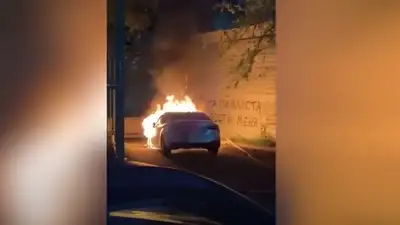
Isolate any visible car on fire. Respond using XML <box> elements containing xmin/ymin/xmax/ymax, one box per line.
<box><xmin>151</xmin><ymin>111</ymin><xmax>221</xmax><ymax>156</ymax></box>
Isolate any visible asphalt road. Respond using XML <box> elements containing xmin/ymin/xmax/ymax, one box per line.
<box><xmin>124</xmin><ymin>139</ymin><xmax>275</xmax><ymax>214</ymax></box>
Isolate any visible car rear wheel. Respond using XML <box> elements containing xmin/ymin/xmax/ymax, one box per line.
<box><xmin>160</xmin><ymin>135</ymin><xmax>171</xmax><ymax>157</ymax></box>
<box><xmin>207</xmin><ymin>146</ymin><xmax>219</xmax><ymax>155</ymax></box>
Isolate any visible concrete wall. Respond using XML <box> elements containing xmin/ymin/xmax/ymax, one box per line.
<box><xmin>189</xmin><ymin>29</ymin><xmax>276</xmax><ymax>148</ymax></box>
<box><xmin>108</xmin><ymin>117</ymin><xmax>144</xmax><ymax>137</ymax></box>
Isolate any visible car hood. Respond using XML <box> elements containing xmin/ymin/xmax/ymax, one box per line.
<box><xmin>108</xmin><ymin>164</ymin><xmax>263</xmax><ymax>207</ymax></box>
<box><xmin>110</xmin><ymin>207</ymin><xmax>222</xmax><ymax>225</ymax></box>
<box><xmin>108</xmin><ymin>163</ymin><xmax>274</xmax><ymax>224</ymax></box>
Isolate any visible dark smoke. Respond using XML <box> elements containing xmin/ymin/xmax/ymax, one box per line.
<box><xmin>150</xmin><ymin>0</ymin><xmax>220</xmax><ymax>108</ymax></box>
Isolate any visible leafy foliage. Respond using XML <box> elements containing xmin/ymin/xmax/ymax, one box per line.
<box><xmin>108</xmin><ymin>0</ymin><xmax>157</xmax><ymax>48</ymax></box>
<box><xmin>214</xmin><ymin>0</ymin><xmax>275</xmax><ymax>82</ymax></box>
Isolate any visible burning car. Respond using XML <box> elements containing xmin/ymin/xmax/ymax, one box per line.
<box><xmin>142</xmin><ymin>95</ymin><xmax>220</xmax><ymax>156</ymax></box>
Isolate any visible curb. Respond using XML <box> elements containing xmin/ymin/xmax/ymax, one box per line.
<box><xmin>224</xmin><ymin>139</ymin><xmax>276</xmax><ymax>152</ymax></box>
<box><xmin>235</xmin><ymin>143</ymin><xmax>276</xmax><ymax>152</ymax></box>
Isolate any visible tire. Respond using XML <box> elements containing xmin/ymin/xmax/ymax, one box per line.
<box><xmin>207</xmin><ymin>145</ymin><xmax>219</xmax><ymax>155</ymax></box>
<box><xmin>160</xmin><ymin>135</ymin><xmax>171</xmax><ymax>157</ymax></box>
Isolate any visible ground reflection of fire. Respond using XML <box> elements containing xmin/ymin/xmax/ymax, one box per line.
<box><xmin>142</xmin><ymin>95</ymin><xmax>198</xmax><ymax>148</ymax></box>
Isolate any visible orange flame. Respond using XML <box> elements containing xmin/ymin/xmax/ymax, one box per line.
<box><xmin>142</xmin><ymin>95</ymin><xmax>198</xmax><ymax>148</ymax></box>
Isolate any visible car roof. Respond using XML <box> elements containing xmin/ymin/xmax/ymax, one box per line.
<box><xmin>160</xmin><ymin>112</ymin><xmax>211</xmax><ymax>121</ymax></box>
<box><xmin>162</xmin><ymin>111</ymin><xmax>205</xmax><ymax>116</ymax></box>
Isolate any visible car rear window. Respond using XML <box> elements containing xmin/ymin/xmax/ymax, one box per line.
<box><xmin>165</xmin><ymin>112</ymin><xmax>211</xmax><ymax>121</ymax></box>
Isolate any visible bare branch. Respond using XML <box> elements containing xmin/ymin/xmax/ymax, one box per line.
<box><xmin>214</xmin><ymin>0</ymin><xmax>275</xmax><ymax>86</ymax></box>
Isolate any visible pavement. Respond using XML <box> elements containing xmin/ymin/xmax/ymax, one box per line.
<box><xmin>124</xmin><ymin>138</ymin><xmax>275</xmax><ymax>214</ymax></box>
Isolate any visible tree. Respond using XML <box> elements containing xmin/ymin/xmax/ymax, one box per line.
<box><xmin>213</xmin><ymin>0</ymin><xmax>275</xmax><ymax>83</ymax></box>
<box><xmin>107</xmin><ymin>0</ymin><xmax>157</xmax><ymax>48</ymax></box>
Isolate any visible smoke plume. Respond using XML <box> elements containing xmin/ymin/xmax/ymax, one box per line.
<box><xmin>150</xmin><ymin>0</ymin><xmax>220</xmax><ymax>108</ymax></box>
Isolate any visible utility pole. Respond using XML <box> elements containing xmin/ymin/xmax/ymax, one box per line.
<box><xmin>115</xmin><ymin>0</ymin><xmax>125</xmax><ymax>164</ymax></box>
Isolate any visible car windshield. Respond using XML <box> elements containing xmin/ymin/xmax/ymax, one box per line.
<box><xmin>109</xmin><ymin>197</ymin><xmax>223</xmax><ymax>225</ymax></box>
<box><xmin>164</xmin><ymin>112</ymin><xmax>211</xmax><ymax>122</ymax></box>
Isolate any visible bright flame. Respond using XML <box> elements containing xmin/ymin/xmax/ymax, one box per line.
<box><xmin>142</xmin><ymin>95</ymin><xmax>198</xmax><ymax>148</ymax></box>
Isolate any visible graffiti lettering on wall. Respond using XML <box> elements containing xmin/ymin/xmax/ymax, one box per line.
<box><xmin>210</xmin><ymin>113</ymin><xmax>233</xmax><ymax>124</ymax></box>
<box><xmin>208</xmin><ymin>99</ymin><xmax>261</xmax><ymax>112</ymax></box>
<box><xmin>260</xmin><ymin>124</ymin><xmax>268</xmax><ymax>138</ymax></box>
<box><xmin>236</xmin><ymin>115</ymin><xmax>258</xmax><ymax>127</ymax></box>
<box><xmin>260</xmin><ymin>124</ymin><xmax>275</xmax><ymax>138</ymax></box>
<box><xmin>210</xmin><ymin>113</ymin><xmax>258</xmax><ymax>128</ymax></box>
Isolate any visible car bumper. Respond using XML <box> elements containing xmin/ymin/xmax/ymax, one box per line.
<box><xmin>168</xmin><ymin>140</ymin><xmax>220</xmax><ymax>149</ymax></box>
